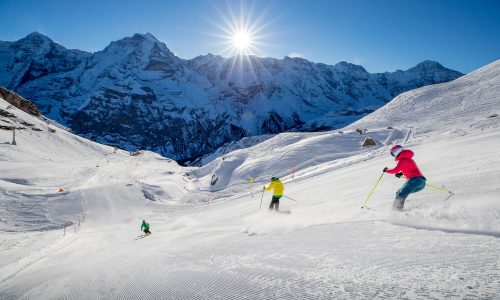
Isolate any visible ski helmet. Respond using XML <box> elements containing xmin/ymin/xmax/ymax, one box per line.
<box><xmin>271</xmin><ymin>177</ymin><xmax>279</xmax><ymax>181</ymax></box>
<box><xmin>390</xmin><ymin>145</ymin><xmax>404</xmax><ymax>157</ymax></box>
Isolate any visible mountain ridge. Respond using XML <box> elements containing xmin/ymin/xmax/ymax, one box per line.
<box><xmin>0</xmin><ymin>32</ymin><xmax>463</xmax><ymax>163</ymax></box>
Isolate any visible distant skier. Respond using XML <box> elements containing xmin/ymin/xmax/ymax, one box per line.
<box><xmin>141</xmin><ymin>220</ymin><xmax>151</xmax><ymax>235</ymax></box>
<box><xmin>383</xmin><ymin>145</ymin><xmax>426</xmax><ymax>210</ymax></box>
<box><xmin>263</xmin><ymin>177</ymin><xmax>284</xmax><ymax>212</ymax></box>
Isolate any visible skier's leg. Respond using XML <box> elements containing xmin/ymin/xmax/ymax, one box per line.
<box><xmin>412</xmin><ymin>177</ymin><xmax>426</xmax><ymax>193</ymax></box>
<box><xmin>274</xmin><ymin>198</ymin><xmax>280</xmax><ymax>212</ymax></box>
<box><xmin>269</xmin><ymin>197</ymin><xmax>275</xmax><ymax>210</ymax></box>
<box><xmin>393</xmin><ymin>177</ymin><xmax>426</xmax><ymax>210</ymax></box>
<box><xmin>393</xmin><ymin>180</ymin><xmax>411</xmax><ymax>210</ymax></box>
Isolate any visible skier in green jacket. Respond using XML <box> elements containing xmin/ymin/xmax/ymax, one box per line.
<box><xmin>141</xmin><ymin>220</ymin><xmax>151</xmax><ymax>235</ymax></box>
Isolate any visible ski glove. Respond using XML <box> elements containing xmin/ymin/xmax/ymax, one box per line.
<box><xmin>395</xmin><ymin>172</ymin><xmax>403</xmax><ymax>178</ymax></box>
<box><xmin>383</xmin><ymin>167</ymin><xmax>388</xmax><ymax>172</ymax></box>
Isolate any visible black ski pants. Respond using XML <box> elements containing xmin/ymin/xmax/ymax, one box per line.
<box><xmin>269</xmin><ymin>196</ymin><xmax>281</xmax><ymax>211</ymax></box>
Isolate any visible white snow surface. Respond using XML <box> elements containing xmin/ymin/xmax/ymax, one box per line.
<box><xmin>0</xmin><ymin>60</ymin><xmax>499</xmax><ymax>299</ymax></box>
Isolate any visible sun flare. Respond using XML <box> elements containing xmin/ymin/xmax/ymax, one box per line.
<box><xmin>207</xmin><ymin>2</ymin><xmax>276</xmax><ymax>58</ymax></box>
<box><xmin>233</xmin><ymin>31</ymin><xmax>252</xmax><ymax>50</ymax></box>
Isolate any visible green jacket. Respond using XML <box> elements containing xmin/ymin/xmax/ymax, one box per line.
<box><xmin>141</xmin><ymin>221</ymin><xmax>149</xmax><ymax>231</ymax></box>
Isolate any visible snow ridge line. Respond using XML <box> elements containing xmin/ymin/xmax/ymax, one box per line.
<box><xmin>0</xmin><ymin>234</ymin><xmax>80</xmax><ymax>285</ymax></box>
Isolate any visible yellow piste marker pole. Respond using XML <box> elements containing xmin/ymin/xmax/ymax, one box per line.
<box><xmin>249</xmin><ymin>177</ymin><xmax>254</xmax><ymax>197</ymax></box>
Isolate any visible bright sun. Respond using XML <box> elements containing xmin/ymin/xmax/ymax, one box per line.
<box><xmin>209</xmin><ymin>2</ymin><xmax>274</xmax><ymax>57</ymax></box>
<box><xmin>233</xmin><ymin>31</ymin><xmax>252</xmax><ymax>50</ymax></box>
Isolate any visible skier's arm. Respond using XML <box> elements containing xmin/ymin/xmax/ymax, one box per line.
<box><xmin>264</xmin><ymin>182</ymin><xmax>274</xmax><ymax>191</ymax></box>
<box><xmin>385</xmin><ymin>161</ymin><xmax>402</xmax><ymax>174</ymax></box>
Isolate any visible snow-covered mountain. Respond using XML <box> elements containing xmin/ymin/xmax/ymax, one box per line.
<box><xmin>0</xmin><ymin>60</ymin><xmax>499</xmax><ymax>299</ymax></box>
<box><xmin>0</xmin><ymin>32</ymin><xmax>463</xmax><ymax>163</ymax></box>
<box><xmin>348</xmin><ymin>59</ymin><xmax>500</xmax><ymax>133</ymax></box>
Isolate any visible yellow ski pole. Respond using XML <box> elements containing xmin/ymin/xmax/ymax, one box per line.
<box><xmin>361</xmin><ymin>172</ymin><xmax>385</xmax><ymax>209</ymax></box>
<box><xmin>259</xmin><ymin>187</ymin><xmax>265</xmax><ymax>209</ymax></box>
<box><xmin>425</xmin><ymin>183</ymin><xmax>453</xmax><ymax>194</ymax></box>
<box><xmin>396</xmin><ymin>176</ymin><xmax>454</xmax><ymax>194</ymax></box>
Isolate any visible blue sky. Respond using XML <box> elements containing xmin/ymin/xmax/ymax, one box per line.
<box><xmin>0</xmin><ymin>0</ymin><xmax>499</xmax><ymax>73</ymax></box>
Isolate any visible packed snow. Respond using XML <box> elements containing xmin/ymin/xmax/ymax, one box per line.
<box><xmin>0</xmin><ymin>60</ymin><xmax>499</xmax><ymax>299</ymax></box>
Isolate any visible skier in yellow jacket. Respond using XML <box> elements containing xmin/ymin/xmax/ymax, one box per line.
<box><xmin>264</xmin><ymin>177</ymin><xmax>284</xmax><ymax>211</ymax></box>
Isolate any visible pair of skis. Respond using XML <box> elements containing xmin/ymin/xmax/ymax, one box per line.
<box><xmin>134</xmin><ymin>233</ymin><xmax>151</xmax><ymax>240</ymax></box>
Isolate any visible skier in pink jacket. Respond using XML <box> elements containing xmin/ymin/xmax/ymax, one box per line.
<box><xmin>383</xmin><ymin>145</ymin><xmax>426</xmax><ymax>210</ymax></box>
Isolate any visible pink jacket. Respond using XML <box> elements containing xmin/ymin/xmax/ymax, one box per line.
<box><xmin>386</xmin><ymin>150</ymin><xmax>424</xmax><ymax>179</ymax></box>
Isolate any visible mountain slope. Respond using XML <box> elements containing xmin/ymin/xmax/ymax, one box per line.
<box><xmin>348</xmin><ymin>59</ymin><xmax>500</xmax><ymax>133</ymax></box>
<box><xmin>193</xmin><ymin>59</ymin><xmax>499</xmax><ymax>192</ymax></box>
<box><xmin>0</xmin><ymin>32</ymin><xmax>463</xmax><ymax>162</ymax></box>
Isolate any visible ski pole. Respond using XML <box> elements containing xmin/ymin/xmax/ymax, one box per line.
<box><xmin>259</xmin><ymin>188</ymin><xmax>265</xmax><ymax>209</ymax></box>
<box><xmin>361</xmin><ymin>172</ymin><xmax>385</xmax><ymax>209</ymax></box>
<box><xmin>396</xmin><ymin>177</ymin><xmax>453</xmax><ymax>194</ymax></box>
<box><xmin>425</xmin><ymin>183</ymin><xmax>454</xmax><ymax>194</ymax></box>
<box><xmin>283</xmin><ymin>195</ymin><xmax>302</xmax><ymax>203</ymax></box>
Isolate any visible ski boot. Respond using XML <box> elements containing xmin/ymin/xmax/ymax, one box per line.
<box><xmin>392</xmin><ymin>196</ymin><xmax>406</xmax><ymax>211</ymax></box>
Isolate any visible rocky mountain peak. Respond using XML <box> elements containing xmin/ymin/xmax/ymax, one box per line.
<box><xmin>22</xmin><ymin>31</ymin><xmax>53</xmax><ymax>43</ymax></box>
<box><xmin>103</xmin><ymin>33</ymin><xmax>173</xmax><ymax>57</ymax></box>
<box><xmin>13</xmin><ymin>31</ymin><xmax>59</xmax><ymax>53</ymax></box>
<box><xmin>405</xmin><ymin>60</ymin><xmax>463</xmax><ymax>80</ymax></box>
<box><xmin>410</xmin><ymin>60</ymin><xmax>445</xmax><ymax>71</ymax></box>
<box><xmin>333</xmin><ymin>61</ymin><xmax>368</xmax><ymax>74</ymax></box>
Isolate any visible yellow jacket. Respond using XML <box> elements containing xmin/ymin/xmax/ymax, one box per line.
<box><xmin>264</xmin><ymin>180</ymin><xmax>284</xmax><ymax>196</ymax></box>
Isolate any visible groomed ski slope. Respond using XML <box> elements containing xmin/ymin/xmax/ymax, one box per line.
<box><xmin>0</xmin><ymin>60</ymin><xmax>499</xmax><ymax>299</ymax></box>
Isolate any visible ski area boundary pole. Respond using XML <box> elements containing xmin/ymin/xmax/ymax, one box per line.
<box><xmin>283</xmin><ymin>195</ymin><xmax>301</xmax><ymax>203</ymax></box>
<box><xmin>259</xmin><ymin>188</ymin><xmax>265</xmax><ymax>209</ymax></box>
<box><xmin>361</xmin><ymin>172</ymin><xmax>385</xmax><ymax>209</ymax></box>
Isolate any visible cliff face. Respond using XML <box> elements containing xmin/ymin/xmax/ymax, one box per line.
<box><xmin>0</xmin><ymin>32</ymin><xmax>463</xmax><ymax>162</ymax></box>
<box><xmin>0</xmin><ymin>86</ymin><xmax>41</xmax><ymax>116</ymax></box>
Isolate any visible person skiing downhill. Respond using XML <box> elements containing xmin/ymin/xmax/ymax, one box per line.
<box><xmin>263</xmin><ymin>177</ymin><xmax>284</xmax><ymax>212</ymax></box>
<box><xmin>383</xmin><ymin>145</ymin><xmax>426</xmax><ymax>210</ymax></box>
<box><xmin>141</xmin><ymin>220</ymin><xmax>151</xmax><ymax>235</ymax></box>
